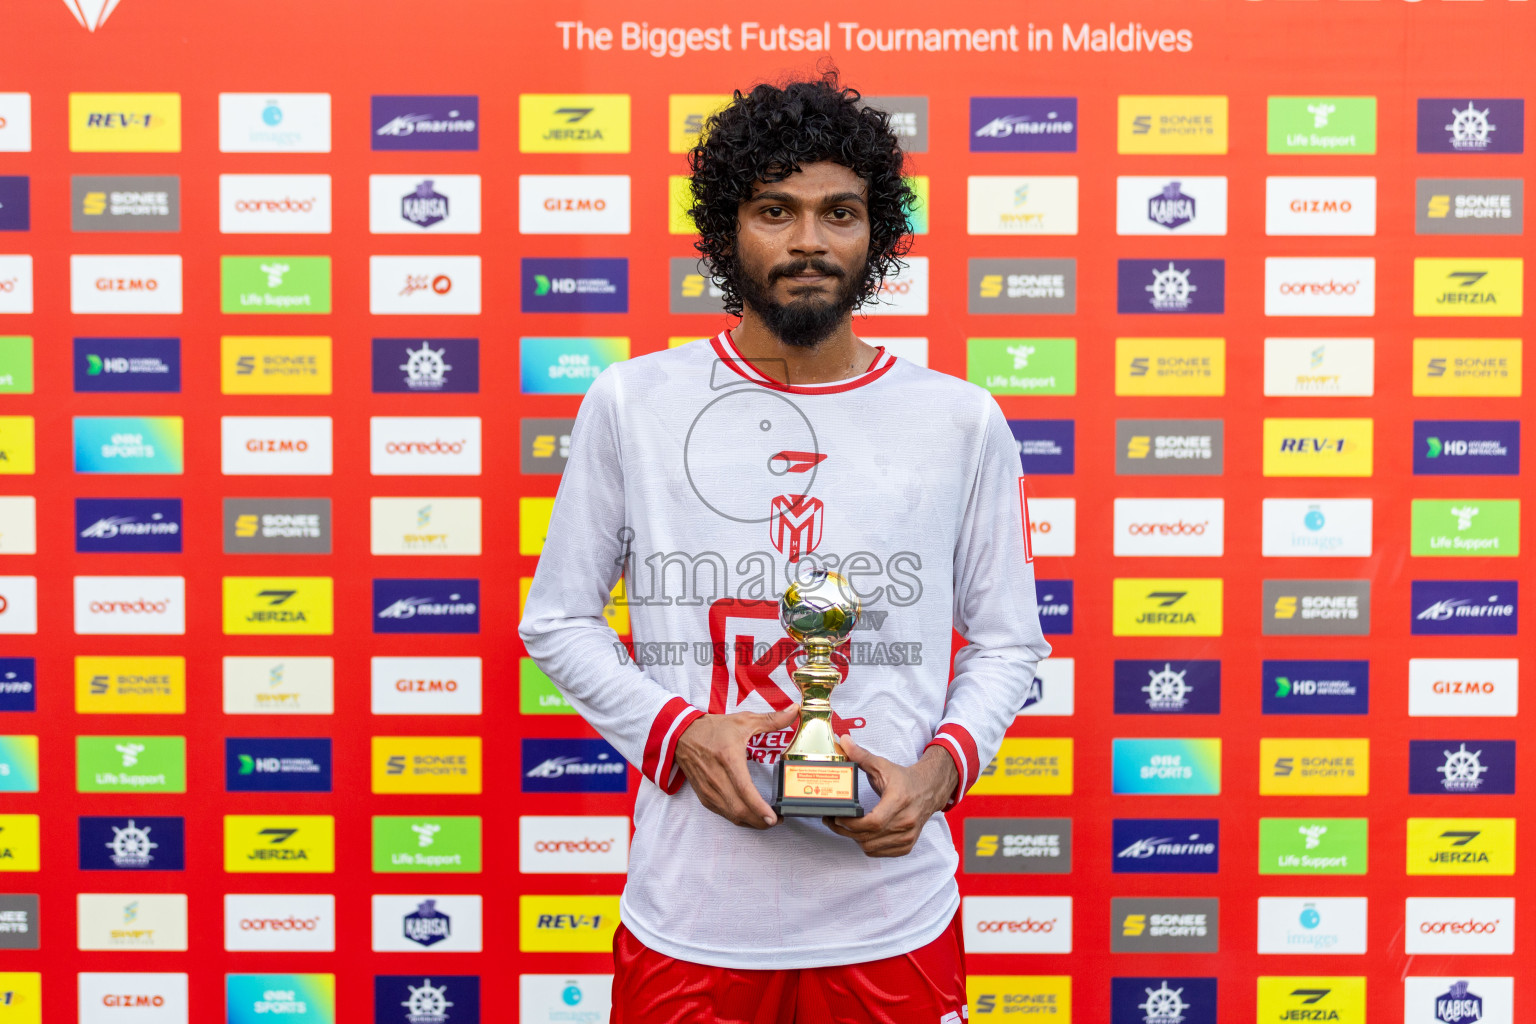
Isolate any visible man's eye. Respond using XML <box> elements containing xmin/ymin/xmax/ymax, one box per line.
<box><xmin>763</xmin><ymin>206</ymin><xmax>785</xmax><ymax>217</ymax></box>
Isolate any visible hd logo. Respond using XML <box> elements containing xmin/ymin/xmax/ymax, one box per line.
<box><xmin>223</xmin><ymin>576</ymin><xmax>334</xmax><ymax>635</ymax></box>
<box><xmin>1413</xmin><ymin>258</ymin><xmax>1523</xmax><ymax>317</ymax></box>
<box><xmin>223</xmin><ymin>814</ymin><xmax>335</xmax><ymax>873</ymax></box>
<box><xmin>1405</xmin><ymin>818</ymin><xmax>1514</xmax><ymax>876</ymax></box>
<box><xmin>1255</xmin><ymin>977</ymin><xmax>1366</xmax><ymax>1024</ymax></box>
<box><xmin>1112</xmin><ymin>579</ymin><xmax>1223</xmax><ymax>637</ymax></box>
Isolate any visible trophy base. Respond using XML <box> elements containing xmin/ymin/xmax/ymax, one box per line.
<box><xmin>773</xmin><ymin>759</ymin><xmax>863</xmax><ymax>819</ymax></box>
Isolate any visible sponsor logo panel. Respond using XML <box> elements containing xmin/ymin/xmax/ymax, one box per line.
<box><xmin>372</xmin><ymin>337</ymin><xmax>478</xmax><ymax>394</ymax></box>
<box><xmin>1256</xmin><ymin>897</ymin><xmax>1368</xmax><ymax>954</ymax></box>
<box><xmin>1018</xmin><ymin>656</ymin><xmax>1074</xmax><ymax>716</ymax></box>
<box><xmin>973</xmin><ymin>738</ymin><xmax>1073</xmax><ymax>796</ymax></box>
<box><xmin>219</xmin><ymin>174</ymin><xmax>331</xmax><ymax>233</ymax></box>
<box><xmin>862</xmin><ymin>95</ymin><xmax>928</xmax><ymax>152</ymax></box>
<box><xmin>1117</xmin><ymin>96</ymin><xmax>1228</xmax><ymax>154</ymax></box>
<box><xmin>1260</xmin><ymin>738</ymin><xmax>1369</xmax><ymax>795</ymax></box>
<box><xmin>1115</xmin><ymin>420</ymin><xmax>1224</xmax><ymax>476</ymax></box>
<box><xmin>225</xmin><ymin>738</ymin><xmax>332</xmax><ymax>793</ymax></box>
<box><xmin>1417</xmin><ymin>178</ymin><xmax>1523</xmax><ymax>235</ymax></box>
<box><xmin>76</xmin><ymin>892</ymin><xmax>188</xmax><ymax>951</ymax></box>
<box><xmin>370</xmin><ymin>499</ymin><xmax>481</xmax><ymax>556</ymax></box>
<box><xmin>1417</xmin><ymin>98</ymin><xmax>1524</xmax><ymax>154</ymax></box>
<box><xmin>1023</xmin><ymin>497</ymin><xmax>1075</xmax><ymax>557</ymax></box>
<box><xmin>1403</xmin><ymin>977</ymin><xmax>1512</xmax><ymax>1024</ymax></box>
<box><xmin>0</xmin><ymin>813</ymin><xmax>40</xmax><ymax>870</ymax></box>
<box><xmin>1408</xmin><ymin>739</ymin><xmax>1515</xmax><ymax>794</ymax></box>
<box><xmin>1111</xmin><ymin>818</ymin><xmax>1219</xmax><ymax>874</ymax></box>
<box><xmin>1111</xmin><ymin>738</ymin><xmax>1222</xmax><ymax>795</ymax></box>
<box><xmin>69</xmin><ymin>93</ymin><xmax>181</xmax><ymax>152</ymax></box>
<box><xmin>78</xmin><ymin>971</ymin><xmax>188</xmax><ymax>1023</ymax></box>
<box><xmin>522</xmin><ymin>738</ymin><xmax>629</xmax><ymax>795</ymax></box>
<box><xmin>369</xmin><ymin>256</ymin><xmax>481</xmax><ymax>315</ymax></box>
<box><xmin>372</xmin><ymin>579</ymin><xmax>480</xmax><ymax>634</ymax></box>
<box><xmin>370</xmin><ymin>417</ymin><xmax>481</xmax><ymax>476</ymax></box>
<box><xmin>970</xmin><ymin>976</ymin><xmax>1073</xmax><ymax>1022</ymax></box>
<box><xmin>520</xmin><ymin>659</ymin><xmax>575</xmax><ymax>715</ymax></box>
<box><xmin>1258</xmin><ymin>818</ymin><xmax>1368</xmax><ymax>875</ymax></box>
<box><xmin>1404</xmin><ymin>897</ymin><xmax>1514</xmax><ymax>955</ymax></box>
<box><xmin>375</xmin><ymin>975</ymin><xmax>480</xmax><ymax>1024</ymax></box>
<box><xmin>1113</xmin><ymin>498</ymin><xmax>1224</xmax><ymax>557</ymax></box>
<box><xmin>226</xmin><ymin>974</ymin><xmax>335</xmax><ymax>1024</ymax></box>
<box><xmin>78</xmin><ymin>816</ymin><xmax>185</xmax><ymax>871</ymax></box>
<box><xmin>1115</xmin><ymin>337</ymin><xmax>1224</xmax><ymax>396</ymax></box>
<box><xmin>0</xmin><ymin>335</ymin><xmax>33</xmax><ymax>394</ymax></box>
<box><xmin>1116</xmin><ymin>176</ymin><xmax>1228</xmax><ymax>235</ymax></box>
<box><xmin>1264</xmin><ymin>257</ymin><xmax>1375</xmax><ymax>317</ymax></box>
<box><xmin>73</xmin><ymin>576</ymin><xmax>185</xmax><ymax>635</ymax></box>
<box><xmin>1411</xmin><ymin>499</ymin><xmax>1518</xmax><ymax>556</ymax></box>
<box><xmin>1110</xmin><ymin>977</ymin><xmax>1215</xmax><ymax>1024</ymax></box>
<box><xmin>522</xmin><ymin>258</ymin><xmax>627</xmax><ymax>313</ymax></box>
<box><xmin>370</xmin><ymin>174</ymin><xmax>482</xmax><ymax>234</ymax></box>
<box><xmin>969</xmin><ymin>338</ymin><xmax>1076</xmax><ymax>396</ymax></box>
<box><xmin>1111</xmin><ymin>578</ymin><xmax>1223</xmax><ymax>636</ymax></box>
<box><xmin>219</xmin><ymin>336</ymin><xmax>331</xmax><ymax>395</ymax></box>
<box><xmin>75</xmin><ymin>498</ymin><xmax>183</xmax><ymax>555</ymax></box>
<box><xmin>1009</xmin><ymin>419</ymin><xmax>1074</xmax><ymax>475</ymax></box>
<box><xmin>372</xmin><ymin>94</ymin><xmax>479</xmax><ymax>151</ymax></box>
<box><xmin>0</xmin><ymin>256</ymin><xmax>33</xmax><ymax>314</ymax></box>
<box><xmin>1413</xmin><ymin>258</ymin><xmax>1523</xmax><ymax>317</ymax></box>
<box><xmin>519</xmin><ymin>94</ymin><xmax>627</xmax><ymax>153</ymax></box>
<box><xmin>74</xmin><ymin>416</ymin><xmax>184</xmax><ymax>474</ymax></box>
<box><xmin>1413</xmin><ymin>420</ymin><xmax>1518</xmax><ymax>475</ymax></box>
<box><xmin>372</xmin><ymin>736</ymin><xmax>482</xmax><ymax>794</ymax></box>
<box><xmin>1261</xmin><ymin>660</ymin><xmax>1369</xmax><ymax>715</ymax></box>
<box><xmin>74</xmin><ymin>338</ymin><xmax>180</xmax><ymax>394</ymax></box>
<box><xmin>520</xmin><ymin>974</ymin><xmax>614</xmax><ymax>1024</ymax></box>
<box><xmin>963</xmin><ymin>818</ymin><xmax>1072</xmax><ymax>875</ymax></box>
<box><xmin>519</xmin><ymin>174</ymin><xmax>629</xmax><ymax>234</ymax></box>
<box><xmin>970</xmin><ymin>97</ymin><xmax>1077</xmax><ymax>153</ymax></box>
<box><xmin>71</xmin><ymin>255</ymin><xmax>183</xmax><ymax>314</ymax></box>
<box><xmin>1111</xmin><ymin>897</ymin><xmax>1219</xmax><ymax>953</ymax></box>
<box><xmin>220</xmin><ymin>256</ymin><xmax>330</xmax><ymax>314</ymax></box>
<box><xmin>0</xmin><ymin>93</ymin><xmax>32</xmax><ymax>152</ymax></box>
<box><xmin>1116</xmin><ymin>260</ymin><xmax>1224</xmax><ymax>315</ymax></box>
<box><xmin>223</xmin><ymin>894</ymin><xmax>335</xmax><ymax>951</ymax></box>
<box><xmin>0</xmin><ymin>657</ymin><xmax>36</xmax><ymax>712</ymax></box>
<box><xmin>1113</xmin><ymin>660</ymin><xmax>1220</xmax><ymax>715</ymax></box>
<box><xmin>517</xmin><ymin>895</ymin><xmax>616</xmax><ymax>953</ymax></box>
<box><xmin>1034</xmin><ymin>581</ymin><xmax>1073</xmax><ymax>636</ymax></box>
<box><xmin>1405</xmin><ymin>817</ymin><xmax>1514</xmax><ymax>876</ymax></box>
<box><xmin>962</xmin><ymin>896</ymin><xmax>1073</xmax><ymax>954</ymax></box>
<box><xmin>966</xmin><ymin>176</ymin><xmax>1078</xmax><ymax>235</ymax></box>
<box><xmin>221</xmin><ymin>576</ymin><xmax>335</xmax><ymax>636</ymax></box>
<box><xmin>218</xmin><ymin>93</ymin><xmax>331</xmax><ymax>153</ymax></box>
<box><xmin>1408</xmin><ymin>658</ymin><xmax>1518</xmax><ymax>717</ymax></box>
<box><xmin>75</xmin><ymin>736</ymin><xmax>184</xmax><ymax>793</ymax></box>
<box><xmin>0</xmin><ymin>577</ymin><xmax>37</xmax><ymax>634</ymax></box>
<box><xmin>969</xmin><ymin>259</ymin><xmax>1076</xmax><ymax>315</ymax></box>
<box><xmin>1265</xmin><ymin>176</ymin><xmax>1377</xmax><ymax>235</ymax></box>
<box><xmin>1267</xmin><ymin>97</ymin><xmax>1377</xmax><ymax>154</ymax></box>
<box><xmin>222</xmin><ymin>815</ymin><xmax>335</xmax><ymax>873</ymax></box>
<box><xmin>373</xmin><ymin>816</ymin><xmax>482</xmax><ymax>874</ymax></box>
<box><xmin>222</xmin><ymin>657</ymin><xmax>334</xmax><ymax>715</ymax></box>
<box><xmin>1263</xmin><ymin>338</ymin><xmax>1375</xmax><ymax>397</ymax></box>
<box><xmin>74</xmin><ymin>656</ymin><xmax>185</xmax><ymax>714</ymax></box>
<box><xmin>519</xmin><ymin>815</ymin><xmax>629</xmax><ymax>875</ymax></box>
<box><xmin>72</xmin><ymin>174</ymin><xmax>179</xmax><ymax>232</ymax></box>
<box><xmin>223</xmin><ymin>498</ymin><xmax>332</xmax><ymax>555</ymax></box>
<box><xmin>1413</xmin><ymin>338</ymin><xmax>1521</xmax><ymax>397</ymax></box>
<box><xmin>1263</xmin><ymin>418</ymin><xmax>1373</xmax><ymax>476</ymax></box>
<box><xmin>1261</xmin><ymin>499</ymin><xmax>1372</xmax><ymax>557</ymax></box>
<box><xmin>1265</xmin><ymin>580</ymin><xmax>1376</xmax><ymax>635</ymax></box>
<box><xmin>0</xmin><ymin>894</ymin><xmax>39</xmax><ymax>950</ymax></box>
<box><xmin>1255</xmin><ymin>978</ymin><xmax>1365</xmax><ymax>1024</ymax></box>
<box><xmin>370</xmin><ymin>656</ymin><xmax>482</xmax><ymax>715</ymax></box>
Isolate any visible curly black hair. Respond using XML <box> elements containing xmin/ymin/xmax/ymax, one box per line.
<box><xmin>687</xmin><ymin>73</ymin><xmax>916</xmax><ymax>317</ymax></box>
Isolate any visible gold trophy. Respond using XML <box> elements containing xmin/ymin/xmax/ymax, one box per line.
<box><xmin>772</xmin><ymin>568</ymin><xmax>865</xmax><ymax>818</ymax></box>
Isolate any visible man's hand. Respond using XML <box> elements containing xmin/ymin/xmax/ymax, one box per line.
<box><xmin>824</xmin><ymin>735</ymin><xmax>959</xmax><ymax>857</ymax></box>
<box><xmin>675</xmin><ymin>706</ymin><xmax>799</xmax><ymax>830</ymax></box>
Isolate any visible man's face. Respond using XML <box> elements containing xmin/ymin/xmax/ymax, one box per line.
<box><xmin>731</xmin><ymin>160</ymin><xmax>872</xmax><ymax>348</ymax></box>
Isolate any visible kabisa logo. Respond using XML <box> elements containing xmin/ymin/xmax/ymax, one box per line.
<box><xmin>225</xmin><ymin>738</ymin><xmax>332</xmax><ymax>793</ymax></box>
<box><xmin>1418</xmin><ymin>99</ymin><xmax>1524</xmax><ymax>154</ymax></box>
<box><xmin>969</xmin><ymin>97</ymin><xmax>1077</xmax><ymax>152</ymax></box>
<box><xmin>373</xmin><ymin>579</ymin><xmax>480</xmax><ymax>634</ymax></box>
<box><xmin>0</xmin><ymin>657</ymin><xmax>35</xmax><ymax>712</ymax></box>
<box><xmin>1411</xmin><ymin>581</ymin><xmax>1518</xmax><ymax>637</ymax></box>
<box><xmin>1116</xmin><ymin>260</ymin><xmax>1224</xmax><ymax>314</ymax></box>
<box><xmin>1430</xmin><ymin>980</ymin><xmax>1485</xmax><ymax>1024</ymax></box>
<box><xmin>1413</xmin><ymin>421</ymin><xmax>1518</xmax><ymax>475</ymax></box>
<box><xmin>372</xmin><ymin>338</ymin><xmax>479</xmax><ymax>394</ymax></box>
<box><xmin>401</xmin><ymin>180</ymin><xmax>448</xmax><ymax>228</ymax></box>
<box><xmin>73</xmin><ymin>337</ymin><xmax>180</xmax><ymax>393</ymax></box>
<box><xmin>75</xmin><ymin>498</ymin><xmax>181</xmax><ymax>553</ymax></box>
<box><xmin>1262</xmin><ymin>661</ymin><xmax>1369</xmax><ymax>716</ymax></box>
<box><xmin>522</xmin><ymin>738</ymin><xmax>628</xmax><ymax>794</ymax></box>
<box><xmin>962</xmin><ymin>817</ymin><xmax>1072</xmax><ymax>875</ymax></box>
<box><xmin>372</xmin><ymin>96</ymin><xmax>478</xmax><ymax>151</ymax></box>
<box><xmin>522</xmin><ymin>258</ymin><xmax>628</xmax><ymax>313</ymax></box>
<box><xmin>1113</xmin><ymin>660</ymin><xmax>1221</xmax><ymax>715</ymax></box>
<box><xmin>1408</xmin><ymin>739</ymin><xmax>1515</xmax><ymax>795</ymax></box>
<box><xmin>1110</xmin><ymin>977</ymin><xmax>1217</xmax><ymax>1024</ymax></box>
<box><xmin>1111</xmin><ymin>819</ymin><xmax>1219</xmax><ymax>874</ymax></box>
<box><xmin>1035</xmin><ymin>579</ymin><xmax>1073</xmax><ymax>635</ymax></box>
<box><xmin>1111</xmin><ymin>898</ymin><xmax>1220</xmax><ymax>953</ymax></box>
<box><xmin>1116</xmin><ymin>175</ymin><xmax>1228</xmax><ymax>236</ymax></box>
<box><xmin>1009</xmin><ymin>419</ymin><xmax>1075</xmax><ymax>475</ymax></box>
<box><xmin>78</xmin><ymin>815</ymin><xmax>185</xmax><ymax>870</ymax></box>
<box><xmin>403</xmin><ymin>900</ymin><xmax>452</xmax><ymax>948</ymax></box>
<box><xmin>374</xmin><ymin>974</ymin><xmax>480</xmax><ymax>1024</ymax></box>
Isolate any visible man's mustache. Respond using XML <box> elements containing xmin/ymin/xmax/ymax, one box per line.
<box><xmin>770</xmin><ymin>258</ymin><xmax>844</xmax><ymax>283</ymax></box>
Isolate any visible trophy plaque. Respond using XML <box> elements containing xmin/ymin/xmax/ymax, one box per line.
<box><xmin>772</xmin><ymin>568</ymin><xmax>865</xmax><ymax>818</ymax></box>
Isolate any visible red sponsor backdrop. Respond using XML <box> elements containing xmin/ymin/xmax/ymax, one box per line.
<box><xmin>2</xmin><ymin>0</ymin><xmax>1535</xmax><ymax>1019</ymax></box>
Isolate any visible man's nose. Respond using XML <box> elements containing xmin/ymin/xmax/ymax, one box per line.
<box><xmin>785</xmin><ymin>214</ymin><xmax>830</xmax><ymax>255</ymax></box>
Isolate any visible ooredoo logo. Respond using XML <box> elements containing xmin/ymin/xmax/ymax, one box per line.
<box><xmin>1114</xmin><ymin>498</ymin><xmax>1224</xmax><ymax>557</ymax></box>
<box><xmin>519</xmin><ymin>815</ymin><xmax>630</xmax><ymax>874</ymax></box>
<box><xmin>1405</xmin><ymin>897</ymin><xmax>1513</xmax><ymax>954</ymax></box>
<box><xmin>74</xmin><ymin>576</ymin><xmax>185</xmax><ymax>635</ymax></box>
<box><xmin>223</xmin><ymin>894</ymin><xmax>335</xmax><ymax>951</ymax></box>
<box><xmin>371</xmin><ymin>417</ymin><xmax>482</xmax><ymax>476</ymax></box>
<box><xmin>1265</xmin><ymin>257</ymin><xmax>1375</xmax><ymax>316</ymax></box>
<box><xmin>963</xmin><ymin>896</ymin><xmax>1072</xmax><ymax>953</ymax></box>
<box><xmin>219</xmin><ymin>175</ymin><xmax>332</xmax><ymax>234</ymax></box>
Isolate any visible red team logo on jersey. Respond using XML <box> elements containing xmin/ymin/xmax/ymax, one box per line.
<box><xmin>769</xmin><ymin>493</ymin><xmax>824</xmax><ymax>562</ymax></box>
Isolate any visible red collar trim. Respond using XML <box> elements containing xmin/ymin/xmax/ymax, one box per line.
<box><xmin>709</xmin><ymin>330</ymin><xmax>897</xmax><ymax>395</ymax></box>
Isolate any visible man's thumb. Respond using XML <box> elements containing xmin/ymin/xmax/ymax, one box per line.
<box><xmin>750</xmin><ymin>705</ymin><xmax>800</xmax><ymax>733</ymax></box>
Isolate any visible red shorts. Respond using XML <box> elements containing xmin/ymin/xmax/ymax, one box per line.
<box><xmin>611</xmin><ymin>911</ymin><xmax>967</xmax><ymax>1024</ymax></box>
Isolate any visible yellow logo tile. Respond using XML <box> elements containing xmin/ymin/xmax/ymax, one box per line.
<box><xmin>520</xmin><ymin>94</ymin><xmax>630</xmax><ymax>153</ymax></box>
<box><xmin>1256</xmin><ymin>978</ymin><xmax>1365</xmax><ymax>1024</ymax></box>
<box><xmin>519</xmin><ymin>497</ymin><xmax>555</xmax><ymax>555</ymax></box>
<box><xmin>69</xmin><ymin>93</ymin><xmax>181</xmax><ymax>152</ymax></box>
<box><xmin>1118</xmin><ymin>96</ymin><xmax>1228</xmax><ymax>154</ymax></box>
<box><xmin>0</xmin><ymin>418</ymin><xmax>35</xmax><ymax>475</ymax></box>
<box><xmin>519</xmin><ymin>894</ymin><xmax>621</xmax><ymax>951</ymax></box>
<box><xmin>220</xmin><ymin>336</ymin><xmax>332</xmax><ymax>395</ymax></box>
<box><xmin>1406</xmin><ymin>817</ymin><xmax>1514</xmax><ymax>875</ymax></box>
<box><xmin>1412</xmin><ymin>338</ymin><xmax>1521</xmax><ymax>397</ymax></box>
<box><xmin>75</xmin><ymin>656</ymin><xmax>185</xmax><ymax>714</ymax></box>
<box><xmin>968</xmin><ymin>976</ymin><xmax>1071</xmax><ymax>1021</ymax></box>
<box><xmin>0</xmin><ymin>815</ymin><xmax>39</xmax><ymax>872</ymax></box>
<box><xmin>371</xmin><ymin>736</ymin><xmax>483</xmax><ymax>794</ymax></box>
<box><xmin>223</xmin><ymin>814</ymin><xmax>334</xmax><ymax>873</ymax></box>
<box><xmin>1113</xmin><ymin>578</ymin><xmax>1223</xmax><ymax>636</ymax></box>
<box><xmin>1414</xmin><ymin>257</ymin><xmax>1523</xmax><ymax>317</ymax></box>
<box><xmin>1260</xmin><ymin>738</ymin><xmax>1369</xmax><ymax>796</ymax></box>
<box><xmin>668</xmin><ymin>94</ymin><xmax>731</xmax><ymax>153</ymax></box>
<box><xmin>972</xmin><ymin>738</ymin><xmax>1073</xmax><ymax>795</ymax></box>
<box><xmin>1263</xmin><ymin>418</ymin><xmax>1374</xmax><ymax>477</ymax></box>
<box><xmin>1116</xmin><ymin>338</ymin><xmax>1225</xmax><ymax>396</ymax></box>
<box><xmin>222</xmin><ymin>577</ymin><xmax>334</xmax><ymax>635</ymax></box>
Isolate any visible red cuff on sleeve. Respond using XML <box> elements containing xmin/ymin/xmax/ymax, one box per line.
<box><xmin>927</xmin><ymin>723</ymin><xmax>982</xmax><ymax>811</ymax></box>
<box><xmin>642</xmin><ymin>696</ymin><xmax>705</xmax><ymax>795</ymax></box>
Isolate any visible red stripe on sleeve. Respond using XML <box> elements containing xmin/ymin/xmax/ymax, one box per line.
<box><xmin>641</xmin><ymin>696</ymin><xmax>693</xmax><ymax>783</ymax></box>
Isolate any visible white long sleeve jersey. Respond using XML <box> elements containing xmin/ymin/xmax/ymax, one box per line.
<box><xmin>519</xmin><ymin>331</ymin><xmax>1051</xmax><ymax>969</ymax></box>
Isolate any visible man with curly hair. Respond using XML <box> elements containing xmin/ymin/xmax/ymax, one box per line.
<box><xmin>520</xmin><ymin>74</ymin><xmax>1050</xmax><ymax>1022</ymax></box>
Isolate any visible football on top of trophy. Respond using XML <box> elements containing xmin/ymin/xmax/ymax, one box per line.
<box><xmin>779</xmin><ymin>568</ymin><xmax>862</xmax><ymax>645</ymax></box>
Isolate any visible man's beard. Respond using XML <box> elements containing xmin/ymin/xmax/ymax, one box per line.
<box><xmin>734</xmin><ymin>255</ymin><xmax>866</xmax><ymax>348</ymax></box>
